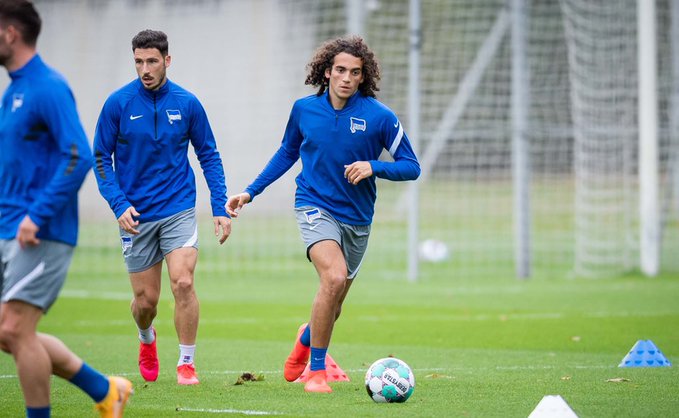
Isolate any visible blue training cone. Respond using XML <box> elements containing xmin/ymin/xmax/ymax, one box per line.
<box><xmin>618</xmin><ymin>340</ymin><xmax>671</xmax><ymax>367</ymax></box>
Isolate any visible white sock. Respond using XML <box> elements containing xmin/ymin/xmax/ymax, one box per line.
<box><xmin>178</xmin><ymin>344</ymin><xmax>196</xmax><ymax>366</ymax></box>
<box><xmin>138</xmin><ymin>325</ymin><xmax>155</xmax><ymax>344</ymax></box>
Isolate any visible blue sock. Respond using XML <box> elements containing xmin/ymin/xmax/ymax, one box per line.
<box><xmin>300</xmin><ymin>325</ymin><xmax>311</xmax><ymax>347</ymax></box>
<box><xmin>26</xmin><ymin>407</ymin><xmax>50</xmax><ymax>418</ymax></box>
<box><xmin>68</xmin><ymin>363</ymin><xmax>110</xmax><ymax>403</ymax></box>
<box><xmin>310</xmin><ymin>347</ymin><xmax>327</xmax><ymax>371</ymax></box>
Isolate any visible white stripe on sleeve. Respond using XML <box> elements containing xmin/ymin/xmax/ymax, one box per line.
<box><xmin>388</xmin><ymin>122</ymin><xmax>404</xmax><ymax>157</ymax></box>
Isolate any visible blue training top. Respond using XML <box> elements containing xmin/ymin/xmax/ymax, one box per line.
<box><xmin>93</xmin><ymin>78</ymin><xmax>228</xmax><ymax>223</ymax></box>
<box><xmin>0</xmin><ymin>55</ymin><xmax>92</xmax><ymax>246</ymax></box>
<box><xmin>245</xmin><ymin>91</ymin><xmax>420</xmax><ymax>225</ymax></box>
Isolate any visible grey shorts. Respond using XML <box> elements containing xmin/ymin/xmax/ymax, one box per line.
<box><xmin>120</xmin><ymin>208</ymin><xmax>198</xmax><ymax>273</ymax></box>
<box><xmin>295</xmin><ymin>206</ymin><xmax>370</xmax><ymax>279</ymax></box>
<box><xmin>0</xmin><ymin>239</ymin><xmax>74</xmax><ymax>312</ymax></box>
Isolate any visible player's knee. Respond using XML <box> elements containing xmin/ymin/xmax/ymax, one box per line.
<box><xmin>0</xmin><ymin>323</ymin><xmax>20</xmax><ymax>352</ymax></box>
<box><xmin>320</xmin><ymin>273</ymin><xmax>347</xmax><ymax>299</ymax></box>
<box><xmin>171</xmin><ymin>276</ymin><xmax>195</xmax><ymax>296</ymax></box>
<box><xmin>133</xmin><ymin>294</ymin><xmax>159</xmax><ymax>313</ymax></box>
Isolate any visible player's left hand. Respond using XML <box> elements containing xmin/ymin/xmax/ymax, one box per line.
<box><xmin>16</xmin><ymin>215</ymin><xmax>40</xmax><ymax>248</ymax></box>
<box><xmin>214</xmin><ymin>216</ymin><xmax>232</xmax><ymax>245</ymax></box>
<box><xmin>344</xmin><ymin>161</ymin><xmax>373</xmax><ymax>185</ymax></box>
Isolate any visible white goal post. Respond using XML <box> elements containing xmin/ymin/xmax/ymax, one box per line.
<box><xmin>16</xmin><ymin>0</ymin><xmax>678</xmax><ymax>280</ymax></box>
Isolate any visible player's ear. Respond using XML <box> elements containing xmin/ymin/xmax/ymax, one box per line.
<box><xmin>324</xmin><ymin>67</ymin><xmax>331</xmax><ymax>79</ymax></box>
<box><xmin>4</xmin><ymin>24</ymin><xmax>19</xmax><ymax>44</ymax></box>
<box><xmin>164</xmin><ymin>54</ymin><xmax>172</xmax><ymax>68</ymax></box>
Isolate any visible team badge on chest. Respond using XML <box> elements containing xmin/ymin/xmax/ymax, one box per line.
<box><xmin>11</xmin><ymin>94</ymin><xmax>24</xmax><ymax>112</ymax></box>
<box><xmin>166</xmin><ymin>109</ymin><xmax>182</xmax><ymax>124</ymax></box>
<box><xmin>350</xmin><ymin>117</ymin><xmax>366</xmax><ymax>133</ymax></box>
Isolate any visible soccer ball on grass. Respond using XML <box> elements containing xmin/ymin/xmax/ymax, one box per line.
<box><xmin>365</xmin><ymin>357</ymin><xmax>415</xmax><ymax>403</ymax></box>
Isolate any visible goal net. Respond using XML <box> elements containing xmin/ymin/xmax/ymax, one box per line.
<box><xmin>16</xmin><ymin>0</ymin><xmax>678</xmax><ymax>280</ymax></box>
<box><xmin>277</xmin><ymin>0</ymin><xmax>679</xmax><ymax>278</ymax></box>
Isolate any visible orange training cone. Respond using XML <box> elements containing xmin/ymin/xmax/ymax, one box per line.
<box><xmin>294</xmin><ymin>353</ymin><xmax>350</xmax><ymax>383</ymax></box>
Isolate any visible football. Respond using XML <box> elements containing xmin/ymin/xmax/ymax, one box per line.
<box><xmin>365</xmin><ymin>357</ymin><xmax>415</xmax><ymax>403</ymax></box>
<box><xmin>418</xmin><ymin>239</ymin><xmax>450</xmax><ymax>262</ymax></box>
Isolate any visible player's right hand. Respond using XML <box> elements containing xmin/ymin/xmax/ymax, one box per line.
<box><xmin>16</xmin><ymin>215</ymin><xmax>40</xmax><ymax>248</ymax></box>
<box><xmin>118</xmin><ymin>206</ymin><xmax>141</xmax><ymax>235</ymax></box>
<box><xmin>226</xmin><ymin>192</ymin><xmax>251</xmax><ymax>218</ymax></box>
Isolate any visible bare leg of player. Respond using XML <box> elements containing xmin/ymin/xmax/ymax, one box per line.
<box><xmin>166</xmin><ymin>247</ymin><xmax>200</xmax><ymax>385</ymax></box>
<box><xmin>304</xmin><ymin>240</ymin><xmax>349</xmax><ymax>392</ymax></box>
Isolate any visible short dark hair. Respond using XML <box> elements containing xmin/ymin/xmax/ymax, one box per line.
<box><xmin>0</xmin><ymin>0</ymin><xmax>41</xmax><ymax>46</ymax></box>
<box><xmin>305</xmin><ymin>35</ymin><xmax>380</xmax><ymax>98</ymax></box>
<box><xmin>131</xmin><ymin>29</ymin><xmax>168</xmax><ymax>56</ymax></box>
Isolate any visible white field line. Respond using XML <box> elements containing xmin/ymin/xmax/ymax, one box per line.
<box><xmin>70</xmin><ymin>310</ymin><xmax>672</xmax><ymax>328</ymax></box>
<box><xmin>0</xmin><ymin>364</ymin><xmax>616</xmax><ymax>381</ymax></box>
<box><xmin>72</xmin><ymin>317</ymin><xmax>261</xmax><ymax>327</ymax></box>
<box><xmin>61</xmin><ymin>289</ymin><xmax>130</xmax><ymax>300</ymax></box>
<box><xmin>358</xmin><ymin>313</ymin><xmax>565</xmax><ymax>321</ymax></box>
<box><xmin>175</xmin><ymin>407</ymin><xmax>283</xmax><ymax>415</ymax></box>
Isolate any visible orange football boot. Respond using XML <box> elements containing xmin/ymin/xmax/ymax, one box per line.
<box><xmin>284</xmin><ymin>323</ymin><xmax>311</xmax><ymax>382</ymax></box>
<box><xmin>304</xmin><ymin>370</ymin><xmax>332</xmax><ymax>393</ymax></box>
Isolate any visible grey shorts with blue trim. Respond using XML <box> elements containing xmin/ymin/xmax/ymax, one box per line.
<box><xmin>120</xmin><ymin>207</ymin><xmax>198</xmax><ymax>273</ymax></box>
<box><xmin>295</xmin><ymin>206</ymin><xmax>371</xmax><ymax>279</ymax></box>
<box><xmin>0</xmin><ymin>239</ymin><xmax>74</xmax><ymax>312</ymax></box>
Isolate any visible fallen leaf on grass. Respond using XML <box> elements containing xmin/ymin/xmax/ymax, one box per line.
<box><xmin>425</xmin><ymin>373</ymin><xmax>452</xmax><ymax>379</ymax></box>
<box><xmin>235</xmin><ymin>372</ymin><xmax>265</xmax><ymax>385</ymax></box>
<box><xmin>561</xmin><ymin>375</ymin><xmax>571</xmax><ymax>381</ymax></box>
<box><xmin>606</xmin><ymin>377</ymin><xmax>630</xmax><ymax>383</ymax></box>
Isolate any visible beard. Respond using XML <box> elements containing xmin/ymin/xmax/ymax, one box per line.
<box><xmin>143</xmin><ymin>74</ymin><xmax>166</xmax><ymax>91</ymax></box>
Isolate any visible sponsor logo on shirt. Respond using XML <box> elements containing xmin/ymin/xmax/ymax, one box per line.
<box><xmin>11</xmin><ymin>94</ymin><xmax>24</xmax><ymax>112</ymax></box>
<box><xmin>350</xmin><ymin>117</ymin><xmax>366</xmax><ymax>133</ymax></box>
<box><xmin>166</xmin><ymin>109</ymin><xmax>182</xmax><ymax>124</ymax></box>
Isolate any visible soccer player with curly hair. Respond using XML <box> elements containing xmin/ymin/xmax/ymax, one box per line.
<box><xmin>227</xmin><ymin>36</ymin><xmax>420</xmax><ymax>393</ymax></box>
<box><xmin>93</xmin><ymin>29</ymin><xmax>231</xmax><ymax>386</ymax></box>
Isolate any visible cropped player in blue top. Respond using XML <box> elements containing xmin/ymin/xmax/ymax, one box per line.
<box><xmin>227</xmin><ymin>36</ymin><xmax>420</xmax><ymax>393</ymax></box>
<box><xmin>0</xmin><ymin>1</ymin><xmax>132</xmax><ymax>416</ymax></box>
<box><xmin>94</xmin><ymin>30</ymin><xmax>231</xmax><ymax>385</ymax></box>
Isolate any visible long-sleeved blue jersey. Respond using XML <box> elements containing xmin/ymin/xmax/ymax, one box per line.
<box><xmin>245</xmin><ymin>91</ymin><xmax>420</xmax><ymax>225</ymax></box>
<box><xmin>0</xmin><ymin>55</ymin><xmax>92</xmax><ymax>246</ymax></box>
<box><xmin>94</xmin><ymin>78</ymin><xmax>227</xmax><ymax>222</ymax></box>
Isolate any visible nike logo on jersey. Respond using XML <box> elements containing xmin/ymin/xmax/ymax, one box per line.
<box><xmin>394</xmin><ymin>121</ymin><xmax>399</xmax><ymax>128</ymax></box>
<box><xmin>129</xmin><ymin>114</ymin><xmax>144</xmax><ymax>120</ymax></box>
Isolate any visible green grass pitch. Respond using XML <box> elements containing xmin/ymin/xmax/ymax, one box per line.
<box><xmin>1</xmin><ymin>245</ymin><xmax>678</xmax><ymax>417</ymax></box>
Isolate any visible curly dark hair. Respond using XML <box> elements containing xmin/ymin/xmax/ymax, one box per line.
<box><xmin>305</xmin><ymin>35</ymin><xmax>380</xmax><ymax>98</ymax></box>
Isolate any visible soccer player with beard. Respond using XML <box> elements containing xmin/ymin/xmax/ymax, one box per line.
<box><xmin>0</xmin><ymin>1</ymin><xmax>132</xmax><ymax>416</ymax></box>
<box><xmin>93</xmin><ymin>29</ymin><xmax>231</xmax><ymax>386</ymax></box>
